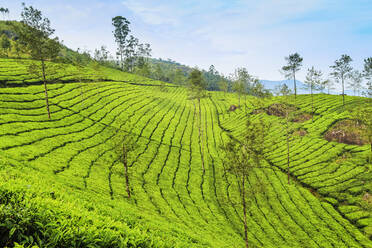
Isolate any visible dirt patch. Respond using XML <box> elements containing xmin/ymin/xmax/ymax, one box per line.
<box><xmin>324</xmin><ymin>119</ymin><xmax>368</xmax><ymax>145</ymax></box>
<box><xmin>294</xmin><ymin>129</ymin><xmax>307</xmax><ymax>137</ymax></box>
<box><xmin>229</xmin><ymin>104</ymin><xmax>238</xmax><ymax>111</ymax></box>
<box><xmin>252</xmin><ymin>108</ymin><xmax>265</xmax><ymax>114</ymax></box>
<box><xmin>309</xmin><ymin>188</ymin><xmax>320</xmax><ymax>198</ymax></box>
<box><xmin>266</xmin><ymin>103</ymin><xmax>295</xmax><ymax>117</ymax></box>
<box><xmin>265</xmin><ymin>103</ymin><xmax>312</xmax><ymax>123</ymax></box>
<box><xmin>362</xmin><ymin>193</ymin><xmax>372</xmax><ymax>205</ymax></box>
<box><xmin>292</xmin><ymin>113</ymin><xmax>312</xmax><ymax>123</ymax></box>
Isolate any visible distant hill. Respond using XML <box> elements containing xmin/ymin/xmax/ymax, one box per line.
<box><xmin>260</xmin><ymin>79</ymin><xmax>360</xmax><ymax>96</ymax></box>
<box><xmin>260</xmin><ymin>79</ymin><xmax>307</xmax><ymax>94</ymax></box>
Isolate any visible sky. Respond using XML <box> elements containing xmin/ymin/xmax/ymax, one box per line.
<box><xmin>1</xmin><ymin>0</ymin><xmax>372</xmax><ymax>85</ymax></box>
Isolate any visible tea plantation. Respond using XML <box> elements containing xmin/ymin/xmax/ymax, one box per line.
<box><xmin>0</xmin><ymin>58</ymin><xmax>371</xmax><ymax>247</ymax></box>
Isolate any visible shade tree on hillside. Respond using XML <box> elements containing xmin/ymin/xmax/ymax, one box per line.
<box><xmin>218</xmin><ymin>79</ymin><xmax>228</xmax><ymax>96</ymax></box>
<box><xmin>231</xmin><ymin>67</ymin><xmax>252</xmax><ymax>110</ymax></box>
<box><xmin>274</xmin><ymin>84</ymin><xmax>301</xmax><ymax>184</ymax></box>
<box><xmin>0</xmin><ymin>7</ymin><xmax>9</xmax><ymax>20</ymax></box>
<box><xmin>304</xmin><ymin>66</ymin><xmax>325</xmax><ymax>122</ymax></box>
<box><xmin>323</xmin><ymin>78</ymin><xmax>335</xmax><ymax>95</ymax></box>
<box><xmin>330</xmin><ymin>54</ymin><xmax>353</xmax><ymax>106</ymax></box>
<box><xmin>0</xmin><ymin>34</ymin><xmax>11</xmax><ymax>57</ymax></box>
<box><xmin>205</xmin><ymin>65</ymin><xmax>221</xmax><ymax>90</ymax></box>
<box><xmin>348</xmin><ymin>70</ymin><xmax>363</xmax><ymax>96</ymax></box>
<box><xmin>221</xmin><ymin>118</ymin><xmax>269</xmax><ymax>248</ymax></box>
<box><xmin>363</xmin><ymin>57</ymin><xmax>372</xmax><ymax>98</ymax></box>
<box><xmin>282</xmin><ymin>52</ymin><xmax>303</xmax><ymax>100</ymax></box>
<box><xmin>12</xmin><ymin>3</ymin><xmax>61</xmax><ymax>119</ymax></box>
<box><xmin>124</xmin><ymin>35</ymin><xmax>151</xmax><ymax>72</ymax></box>
<box><xmin>188</xmin><ymin>68</ymin><xmax>207</xmax><ymax>172</ymax></box>
<box><xmin>70</xmin><ymin>48</ymin><xmax>93</xmax><ymax>103</ymax></box>
<box><xmin>274</xmin><ymin>83</ymin><xmax>292</xmax><ymax>96</ymax></box>
<box><xmin>250</xmin><ymin>78</ymin><xmax>272</xmax><ymax>98</ymax></box>
<box><xmin>112</xmin><ymin>126</ymin><xmax>138</xmax><ymax>199</ymax></box>
<box><xmin>93</xmin><ymin>45</ymin><xmax>110</xmax><ymax>64</ymax></box>
<box><xmin>112</xmin><ymin>16</ymin><xmax>130</xmax><ymax>70</ymax></box>
<box><xmin>112</xmin><ymin>16</ymin><xmax>151</xmax><ymax>73</ymax></box>
<box><xmin>173</xmin><ymin>68</ymin><xmax>187</xmax><ymax>85</ymax></box>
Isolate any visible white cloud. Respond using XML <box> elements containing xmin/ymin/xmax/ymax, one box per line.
<box><xmin>122</xmin><ymin>0</ymin><xmax>180</xmax><ymax>26</ymax></box>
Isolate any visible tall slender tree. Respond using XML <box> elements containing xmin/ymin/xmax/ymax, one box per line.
<box><xmin>330</xmin><ymin>54</ymin><xmax>353</xmax><ymax>106</ymax></box>
<box><xmin>275</xmin><ymin>84</ymin><xmax>294</xmax><ymax>184</ymax></box>
<box><xmin>282</xmin><ymin>52</ymin><xmax>303</xmax><ymax>99</ymax></box>
<box><xmin>188</xmin><ymin>69</ymin><xmax>207</xmax><ymax>172</ymax></box>
<box><xmin>112</xmin><ymin>127</ymin><xmax>138</xmax><ymax>199</ymax></box>
<box><xmin>0</xmin><ymin>35</ymin><xmax>11</xmax><ymax>57</ymax></box>
<box><xmin>232</xmin><ymin>68</ymin><xmax>251</xmax><ymax>108</ymax></box>
<box><xmin>348</xmin><ymin>70</ymin><xmax>363</xmax><ymax>96</ymax></box>
<box><xmin>323</xmin><ymin>79</ymin><xmax>335</xmax><ymax>95</ymax></box>
<box><xmin>13</xmin><ymin>3</ymin><xmax>60</xmax><ymax>119</ymax></box>
<box><xmin>304</xmin><ymin>66</ymin><xmax>324</xmax><ymax>122</ymax></box>
<box><xmin>221</xmin><ymin>118</ymin><xmax>269</xmax><ymax>248</ymax></box>
<box><xmin>112</xmin><ymin>16</ymin><xmax>130</xmax><ymax>70</ymax></box>
<box><xmin>0</xmin><ymin>7</ymin><xmax>9</xmax><ymax>20</ymax></box>
<box><xmin>218</xmin><ymin>79</ymin><xmax>228</xmax><ymax>96</ymax></box>
<box><xmin>363</xmin><ymin>57</ymin><xmax>372</xmax><ymax>98</ymax></box>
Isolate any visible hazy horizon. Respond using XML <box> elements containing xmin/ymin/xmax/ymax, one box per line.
<box><xmin>1</xmin><ymin>0</ymin><xmax>371</xmax><ymax>88</ymax></box>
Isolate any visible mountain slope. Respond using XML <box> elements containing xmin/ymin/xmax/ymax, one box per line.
<box><xmin>0</xmin><ymin>58</ymin><xmax>371</xmax><ymax>247</ymax></box>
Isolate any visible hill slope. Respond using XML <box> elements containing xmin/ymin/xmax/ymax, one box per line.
<box><xmin>0</xmin><ymin>58</ymin><xmax>371</xmax><ymax>247</ymax></box>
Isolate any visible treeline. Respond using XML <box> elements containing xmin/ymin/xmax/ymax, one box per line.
<box><xmin>0</xmin><ymin>4</ymin><xmax>371</xmax><ymax>100</ymax></box>
<box><xmin>279</xmin><ymin>52</ymin><xmax>372</xmax><ymax>102</ymax></box>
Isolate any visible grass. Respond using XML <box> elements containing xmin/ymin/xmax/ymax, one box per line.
<box><xmin>0</xmin><ymin>58</ymin><xmax>371</xmax><ymax>247</ymax></box>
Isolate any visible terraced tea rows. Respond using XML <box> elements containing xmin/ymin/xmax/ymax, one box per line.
<box><xmin>220</xmin><ymin>94</ymin><xmax>372</xmax><ymax>242</ymax></box>
<box><xmin>0</xmin><ymin>59</ymin><xmax>371</xmax><ymax>247</ymax></box>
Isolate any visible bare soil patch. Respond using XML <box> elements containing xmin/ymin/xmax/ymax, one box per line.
<box><xmin>362</xmin><ymin>192</ymin><xmax>372</xmax><ymax>205</ymax></box>
<box><xmin>229</xmin><ymin>104</ymin><xmax>238</xmax><ymax>111</ymax></box>
<box><xmin>324</xmin><ymin>119</ymin><xmax>368</xmax><ymax>145</ymax></box>
<box><xmin>265</xmin><ymin>103</ymin><xmax>312</xmax><ymax>123</ymax></box>
<box><xmin>294</xmin><ymin>129</ymin><xmax>307</xmax><ymax>137</ymax></box>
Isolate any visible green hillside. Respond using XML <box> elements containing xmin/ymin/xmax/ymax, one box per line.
<box><xmin>0</xmin><ymin>58</ymin><xmax>371</xmax><ymax>247</ymax></box>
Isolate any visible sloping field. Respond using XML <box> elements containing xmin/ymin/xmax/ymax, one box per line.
<box><xmin>0</xmin><ymin>58</ymin><xmax>371</xmax><ymax>247</ymax></box>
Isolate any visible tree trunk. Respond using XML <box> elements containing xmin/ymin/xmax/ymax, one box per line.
<box><xmin>41</xmin><ymin>59</ymin><xmax>51</xmax><ymax>119</ymax></box>
<box><xmin>342</xmin><ymin>75</ymin><xmax>345</xmax><ymax>106</ymax></box>
<box><xmin>242</xmin><ymin>175</ymin><xmax>249</xmax><ymax>248</ymax></box>
<box><xmin>120</xmin><ymin>48</ymin><xmax>124</xmax><ymax>71</ymax></box>
<box><xmin>311</xmin><ymin>86</ymin><xmax>314</xmax><ymax>123</ymax></box>
<box><xmin>198</xmin><ymin>98</ymin><xmax>205</xmax><ymax>172</ymax></box>
<box><xmin>293</xmin><ymin>71</ymin><xmax>297</xmax><ymax>100</ymax></box>
<box><xmin>123</xmin><ymin>144</ymin><xmax>131</xmax><ymax>198</ymax></box>
<box><xmin>286</xmin><ymin>112</ymin><xmax>290</xmax><ymax>184</ymax></box>
<box><xmin>245</xmin><ymin>94</ymin><xmax>247</xmax><ymax>113</ymax></box>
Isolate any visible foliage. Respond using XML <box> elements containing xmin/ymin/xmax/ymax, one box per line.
<box><xmin>330</xmin><ymin>54</ymin><xmax>353</xmax><ymax>105</ymax></box>
<box><xmin>112</xmin><ymin>16</ymin><xmax>151</xmax><ymax>73</ymax></box>
<box><xmin>274</xmin><ymin>83</ymin><xmax>292</xmax><ymax>96</ymax></box>
<box><xmin>304</xmin><ymin>66</ymin><xmax>325</xmax><ymax>122</ymax></box>
<box><xmin>363</xmin><ymin>57</ymin><xmax>372</xmax><ymax>98</ymax></box>
<box><xmin>221</xmin><ymin>117</ymin><xmax>269</xmax><ymax>248</ymax></box>
<box><xmin>188</xmin><ymin>68</ymin><xmax>206</xmax><ymax>100</ymax></box>
<box><xmin>0</xmin><ymin>34</ymin><xmax>11</xmax><ymax>56</ymax></box>
<box><xmin>11</xmin><ymin>3</ymin><xmax>61</xmax><ymax>119</ymax></box>
<box><xmin>282</xmin><ymin>52</ymin><xmax>303</xmax><ymax>98</ymax></box>
<box><xmin>348</xmin><ymin>70</ymin><xmax>363</xmax><ymax>96</ymax></box>
<box><xmin>218</xmin><ymin>79</ymin><xmax>228</xmax><ymax>95</ymax></box>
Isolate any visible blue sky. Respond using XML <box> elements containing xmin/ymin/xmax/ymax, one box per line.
<box><xmin>1</xmin><ymin>0</ymin><xmax>371</xmax><ymax>86</ymax></box>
